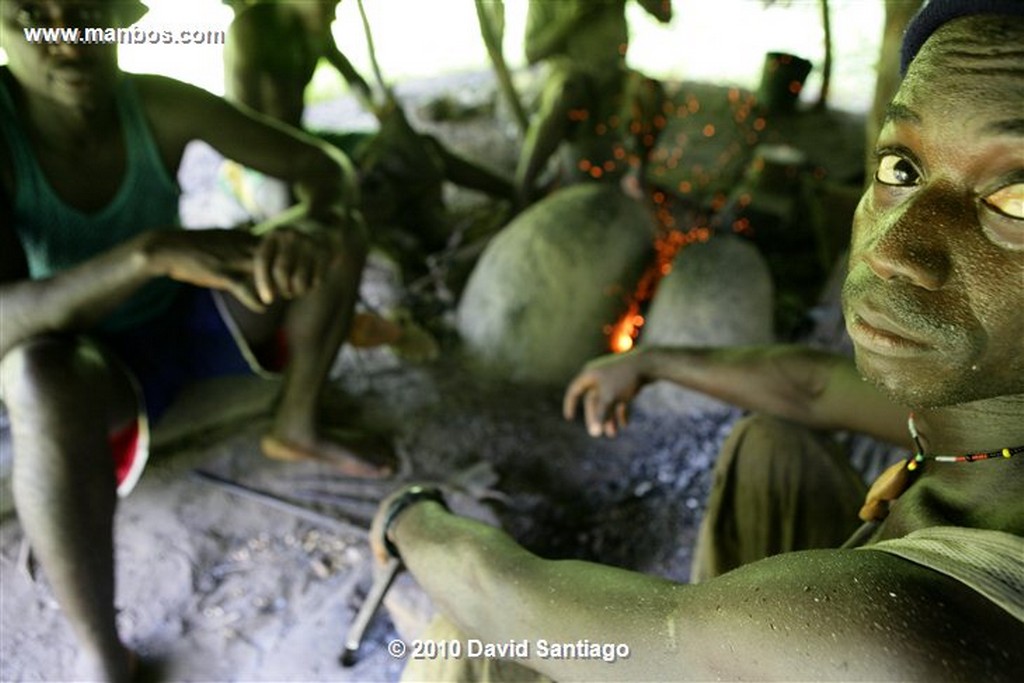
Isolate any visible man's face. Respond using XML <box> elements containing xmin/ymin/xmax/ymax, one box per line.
<box><xmin>1</xmin><ymin>1</ymin><xmax>121</xmax><ymax>109</ymax></box>
<box><xmin>842</xmin><ymin>16</ymin><xmax>1024</xmax><ymax>408</ymax></box>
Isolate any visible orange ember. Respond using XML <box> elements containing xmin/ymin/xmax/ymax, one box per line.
<box><xmin>607</xmin><ymin>211</ymin><xmax>712</xmax><ymax>353</ymax></box>
<box><xmin>605</xmin><ymin>88</ymin><xmax>763</xmax><ymax>353</ymax></box>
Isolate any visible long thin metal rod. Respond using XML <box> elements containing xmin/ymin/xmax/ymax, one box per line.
<box><xmin>340</xmin><ymin>557</ymin><xmax>402</xmax><ymax>667</ymax></box>
<box><xmin>191</xmin><ymin>469</ymin><xmax>367</xmax><ymax>537</ymax></box>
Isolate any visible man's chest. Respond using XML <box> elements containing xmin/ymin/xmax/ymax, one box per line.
<box><xmin>32</xmin><ymin>137</ymin><xmax>127</xmax><ymax>213</ymax></box>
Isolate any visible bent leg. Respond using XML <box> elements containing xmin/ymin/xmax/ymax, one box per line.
<box><xmin>691</xmin><ymin>415</ymin><xmax>866</xmax><ymax>582</ymax></box>
<box><xmin>0</xmin><ymin>335</ymin><xmax>137</xmax><ymax>682</ymax></box>
<box><xmin>516</xmin><ymin>64</ymin><xmax>587</xmax><ymax>204</ymax></box>
<box><xmin>217</xmin><ymin>218</ymin><xmax>392</xmax><ymax>476</ymax></box>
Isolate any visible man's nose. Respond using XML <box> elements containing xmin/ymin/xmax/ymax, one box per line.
<box><xmin>860</xmin><ymin>186</ymin><xmax>959</xmax><ymax>291</ymax></box>
<box><xmin>47</xmin><ymin>39</ymin><xmax>88</xmax><ymax>60</ymax></box>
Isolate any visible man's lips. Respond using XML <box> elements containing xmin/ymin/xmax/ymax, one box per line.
<box><xmin>848</xmin><ymin>306</ymin><xmax>933</xmax><ymax>355</ymax></box>
<box><xmin>52</xmin><ymin>65</ymin><xmax>100</xmax><ymax>88</ymax></box>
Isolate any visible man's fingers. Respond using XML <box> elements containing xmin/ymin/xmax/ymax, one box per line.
<box><xmin>563</xmin><ymin>376</ymin><xmax>587</xmax><ymax>420</ymax></box>
<box><xmin>272</xmin><ymin>243</ymin><xmax>298</xmax><ymax>299</ymax></box>
<box><xmin>583</xmin><ymin>388</ymin><xmax>607</xmax><ymax>438</ymax></box>
<box><xmin>228</xmin><ymin>278</ymin><xmax>267</xmax><ymax>313</ymax></box>
<box><xmin>254</xmin><ymin>238</ymin><xmax>278</xmax><ymax>305</ymax></box>
<box><xmin>289</xmin><ymin>247</ymin><xmax>324</xmax><ymax>296</ymax></box>
<box><xmin>601</xmin><ymin>401</ymin><xmax>628</xmax><ymax>438</ymax></box>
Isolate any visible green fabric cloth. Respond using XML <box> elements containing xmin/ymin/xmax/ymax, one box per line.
<box><xmin>862</xmin><ymin>526</ymin><xmax>1024</xmax><ymax>623</ymax></box>
<box><xmin>0</xmin><ymin>69</ymin><xmax>181</xmax><ymax>331</ymax></box>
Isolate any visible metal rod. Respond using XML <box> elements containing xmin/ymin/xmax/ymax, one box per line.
<box><xmin>191</xmin><ymin>469</ymin><xmax>368</xmax><ymax>537</ymax></box>
<box><xmin>340</xmin><ymin>557</ymin><xmax>402</xmax><ymax>667</ymax></box>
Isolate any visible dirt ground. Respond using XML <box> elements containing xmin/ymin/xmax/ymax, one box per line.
<box><xmin>0</xmin><ymin>341</ymin><xmax>738</xmax><ymax>682</ymax></box>
<box><xmin>0</xmin><ymin>72</ymin><xmax>743</xmax><ymax>682</ymax></box>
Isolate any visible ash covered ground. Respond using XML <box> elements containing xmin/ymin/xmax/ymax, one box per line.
<box><xmin>0</xmin><ymin>349</ymin><xmax>740</xmax><ymax>681</ymax></box>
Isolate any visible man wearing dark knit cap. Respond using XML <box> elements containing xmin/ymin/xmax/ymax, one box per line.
<box><xmin>371</xmin><ymin>1</ymin><xmax>1024</xmax><ymax>679</ymax></box>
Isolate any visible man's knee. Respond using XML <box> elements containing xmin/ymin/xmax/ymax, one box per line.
<box><xmin>720</xmin><ymin>414</ymin><xmax>828</xmax><ymax>470</ymax></box>
<box><xmin>714</xmin><ymin>413</ymin><xmax>862</xmax><ymax>498</ymax></box>
<box><xmin>538</xmin><ymin>65</ymin><xmax>588</xmax><ymax>114</ymax></box>
<box><xmin>0</xmin><ymin>336</ymin><xmax>120</xmax><ymax>414</ymax></box>
<box><xmin>2</xmin><ymin>335</ymin><xmax>84</xmax><ymax>398</ymax></box>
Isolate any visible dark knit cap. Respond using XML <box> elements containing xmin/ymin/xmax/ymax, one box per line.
<box><xmin>901</xmin><ymin>0</ymin><xmax>1024</xmax><ymax>74</ymax></box>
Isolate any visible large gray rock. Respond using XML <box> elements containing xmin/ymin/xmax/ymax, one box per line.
<box><xmin>457</xmin><ymin>184</ymin><xmax>654</xmax><ymax>384</ymax></box>
<box><xmin>635</xmin><ymin>234</ymin><xmax>774</xmax><ymax>415</ymax></box>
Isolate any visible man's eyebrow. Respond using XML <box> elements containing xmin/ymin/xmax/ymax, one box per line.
<box><xmin>983</xmin><ymin>118</ymin><xmax>1024</xmax><ymax>137</ymax></box>
<box><xmin>883</xmin><ymin>102</ymin><xmax>921</xmax><ymax>125</ymax></box>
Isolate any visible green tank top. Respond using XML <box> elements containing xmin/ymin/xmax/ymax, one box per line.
<box><xmin>0</xmin><ymin>69</ymin><xmax>181</xmax><ymax>331</ymax></box>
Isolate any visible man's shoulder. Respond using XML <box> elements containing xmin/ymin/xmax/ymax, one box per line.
<box><xmin>691</xmin><ymin>544</ymin><xmax>1024</xmax><ymax>680</ymax></box>
<box><xmin>228</xmin><ymin>3</ymin><xmax>304</xmax><ymax>48</ymax></box>
<box><xmin>126</xmin><ymin>74</ymin><xmax>217</xmax><ymax>172</ymax></box>
<box><xmin>862</xmin><ymin>526</ymin><xmax>1024</xmax><ymax>621</ymax></box>
<box><xmin>129</xmin><ymin>74</ymin><xmax>209</xmax><ymax>122</ymax></box>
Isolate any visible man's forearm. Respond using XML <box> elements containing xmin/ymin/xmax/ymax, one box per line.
<box><xmin>524</xmin><ymin>3</ymin><xmax>597</xmax><ymax>64</ymax></box>
<box><xmin>637</xmin><ymin>345</ymin><xmax>867</xmax><ymax>430</ymax></box>
<box><xmin>390</xmin><ymin>502</ymin><xmax>709</xmax><ymax>681</ymax></box>
<box><xmin>634</xmin><ymin>344</ymin><xmax>906</xmax><ymax>443</ymax></box>
<box><xmin>290</xmin><ymin>142</ymin><xmax>359</xmax><ymax>223</ymax></box>
<box><xmin>393</xmin><ymin>502</ymin><xmax>531</xmax><ymax>639</ymax></box>
<box><xmin>0</xmin><ymin>234</ymin><xmax>159</xmax><ymax>356</ymax></box>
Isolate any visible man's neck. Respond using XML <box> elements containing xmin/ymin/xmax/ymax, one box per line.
<box><xmin>12</xmin><ymin>81</ymin><xmax>119</xmax><ymax>150</ymax></box>
<box><xmin>913</xmin><ymin>394</ymin><xmax>1024</xmax><ymax>455</ymax></box>
<box><xmin>874</xmin><ymin>394</ymin><xmax>1024</xmax><ymax>541</ymax></box>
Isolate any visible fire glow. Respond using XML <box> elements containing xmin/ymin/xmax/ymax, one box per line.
<box><xmin>606</xmin><ymin>217</ymin><xmax>711</xmax><ymax>353</ymax></box>
<box><xmin>599</xmin><ymin>87</ymin><xmax>762</xmax><ymax>353</ymax></box>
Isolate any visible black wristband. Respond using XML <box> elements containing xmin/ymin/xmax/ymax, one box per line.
<box><xmin>381</xmin><ymin>485</ymin><xmax>448</xmax><ymax>561</ymax></box>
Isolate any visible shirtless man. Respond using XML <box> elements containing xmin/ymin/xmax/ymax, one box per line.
<box><xmin>224</xmin><ymin>0</ymin><xmax>514</xmax><ymax>265</ymax></box>
<box><xmin>371</xmin><ymin>3</ymin><xmax>1023</xmax><ymax>680</ymax></box>
<box><xmin>0</xmin><ymin>0</ymin><xmax>391</xmax><ymax>679</ymax></box>
<box><xmin>516</xmin><ymin>0</ymin><xmax>672</xmax><ymax>205</ymax></box>
<box><xmin>224</xmin><ymin>0</ymin><xmax>371</xmax><ymax>128</ymax></box>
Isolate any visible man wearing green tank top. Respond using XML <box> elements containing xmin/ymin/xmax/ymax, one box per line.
<box><xmin>0</xmin><ymin>1</ymin><xmax>393</xmax><ymax>679</ymax></box>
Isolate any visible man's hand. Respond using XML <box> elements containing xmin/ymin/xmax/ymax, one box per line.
<box><xmin>145</xmin><ymin>229</ymin><xmax>265</xmax><ymax>311</ymax></box>
<box><xmin>252</xmin><ymin>227</ymin><xmax>335</xmax><ymax>306</ymax></box>
<box><xmin>563</xmin><ymin>349</ymin><xmax>649</xmax><ymax>438</ymax></box>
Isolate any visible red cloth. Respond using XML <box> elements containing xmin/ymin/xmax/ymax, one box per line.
<box><xmin>109</xmin><ymin>421</ymin><xmax>141</xmax><ymax>490</ymax></box>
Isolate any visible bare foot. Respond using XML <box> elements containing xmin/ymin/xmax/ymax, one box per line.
<box><xmin>261</xmin><ymin>429</ymin><xmax>396</xmax><ymax>478</ymax></box>
<box><xmin>348</xmin><ymin>310</ymin><xmax>439</xmax><ymax>362</ymax></box>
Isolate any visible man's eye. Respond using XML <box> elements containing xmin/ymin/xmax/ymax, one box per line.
<box><xmin>15</xmin><ymin>3</ymin><xmax>49</xmax><ymax>28</ymax></box>
<box><xmin>983</xmin><ymin>183</ymin><xmax>1024</xmax><ymax>219</ymax></box>
<box><xmin>875</xmin><ymin>154</ymin><xmax>921</xmax><ymax>187</ymax></box>
<box><xmin>70</xmin><ymin>3</ymin><xmax>113</xmax><ymax>28</ymax></box>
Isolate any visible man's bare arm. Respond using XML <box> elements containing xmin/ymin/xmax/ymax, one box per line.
<box><xmin>0</xmin><ymin>186</ymin><xmax>146</xmax><ymax>355</ymax></box>
<box><xmin>0</xmin><ymin>219</ymin><xmax>265</xmax><ymax>357</ymax></box>
<box><xmin>323</xmin><ymin>43</ymin><xmax>376</xmax><ymax>113</ymax></box>
<box><xmin>564</xmin><ymin>345</ymin><xmax>910</xmax><ymax>446</ymax></box>
<box><xmin>138</xmin><ymin>75</ymin><xmax>359</xmax><ymax>221</ymax></box>
<box><xmin>388</xmin><ymin>502</ymin><xmax>1021</xmax><ymax>682</ymax></box>
<box><xmin>524</xmin><ymin>1</ymin><xmax>603</xmax><ymax>64</ymax></box>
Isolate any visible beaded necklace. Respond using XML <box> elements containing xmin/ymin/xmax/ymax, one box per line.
<box><xmin>852</xmin><ymin>413</ymin><xmax>1023</xmax><ymax>530</ymax></box>
<box><xmin>906</xmin><ymin>413</ymin><xmax>1024</xmax><ymax>471</ymax></box>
